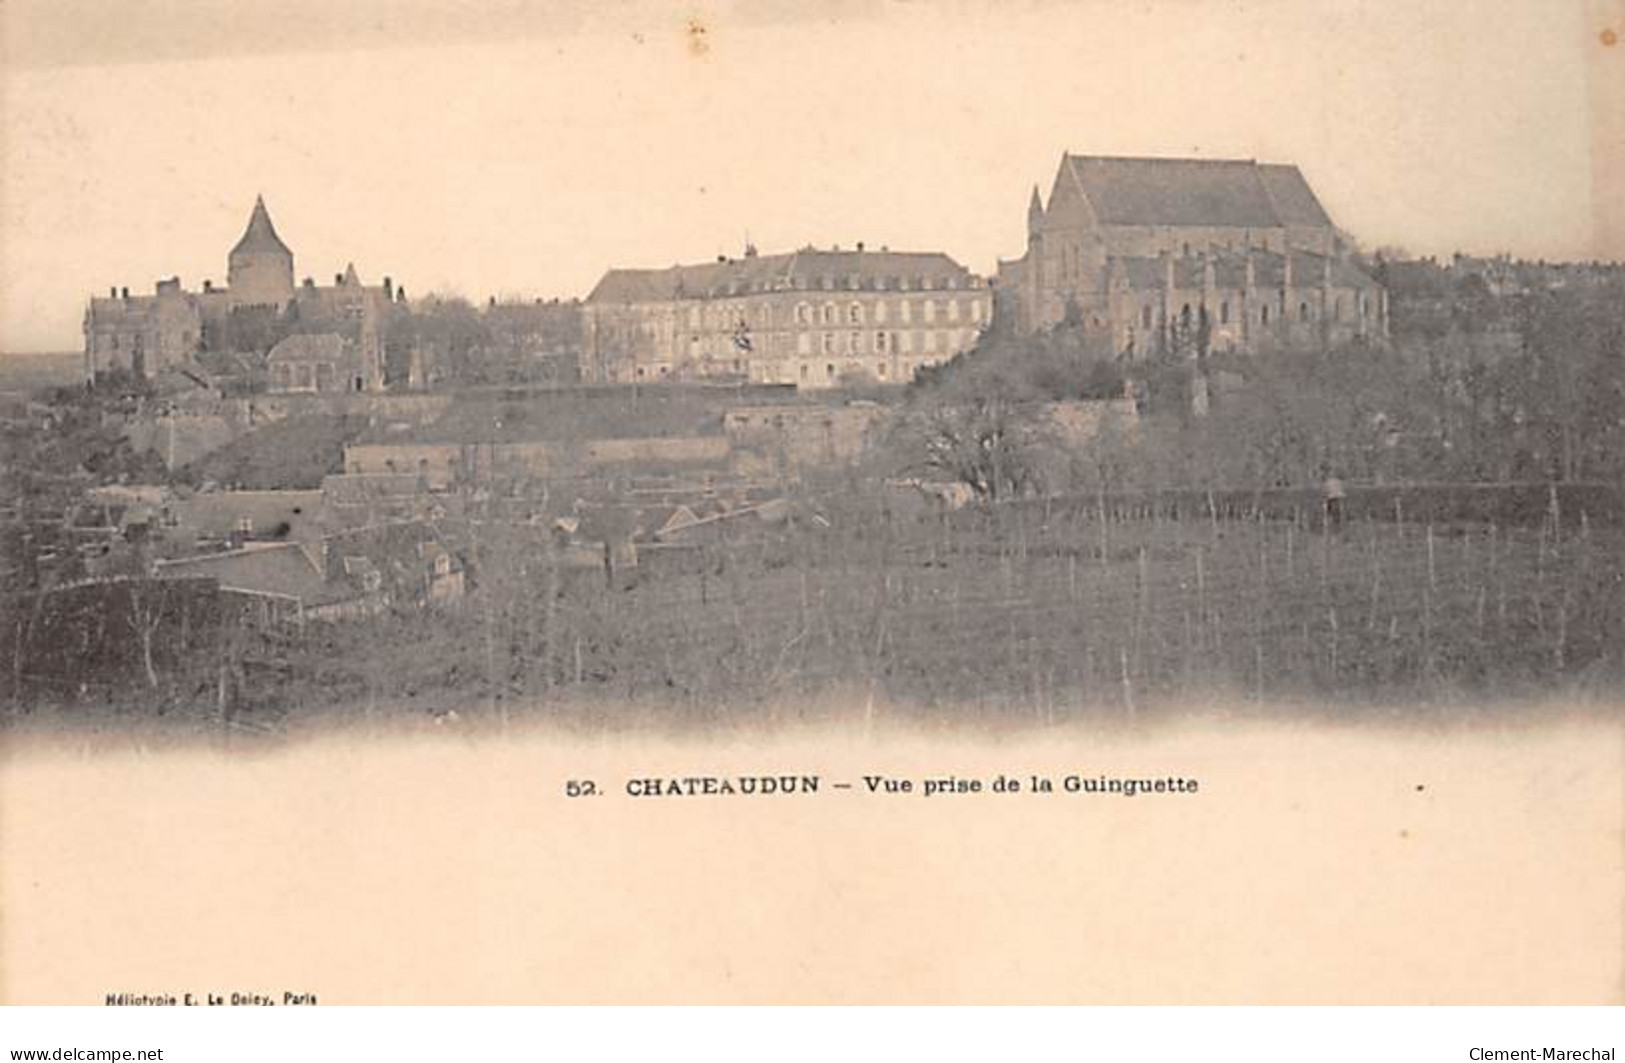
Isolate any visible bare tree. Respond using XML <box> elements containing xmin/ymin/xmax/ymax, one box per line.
<box><xmin>125</xmin><ymin>581</ymin><xmax>164</xmax><ymax>690</ymax></box>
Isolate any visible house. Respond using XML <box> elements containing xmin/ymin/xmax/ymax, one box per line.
<box><xmin>153</xmin><ymin>542</ymin><xmax>368</xmax><ymax>623</ymax></box>
<box><xmin>582</xmin><ymin>245</ymin><xmax>992</xmax><ymax>388</ymax></box>
<box><xmin>169</xmin><ymin>490</ymin><xmax>324</xmax><ymax>548</ymax></box>
<box><xmin>266</xmin><ymin>333</ymin><xmax>358</xmax><ymax>393</ymax></box>
<box><xmin>318</xmin><ymin>521</ymin><xmax>465</xmax><ymax>608</ymax></box>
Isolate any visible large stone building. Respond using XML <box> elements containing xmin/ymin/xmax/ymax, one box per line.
<box><xmin>83</xmin><ymin>197</ymin><xmax>396</xmax><ymax>389</ymax></box>
<box><xmin>997</xmin><ymin>154</ymin><xmax>1387</xmax><ymax>355</ymax></box>
<box><xmin>581</xmin><ymin>246</ymin><xmax>992</xmax><ymax>389</ymax></box>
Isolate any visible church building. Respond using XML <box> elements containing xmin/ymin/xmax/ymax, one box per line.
<box><xmin>996</xmin><ymin>154</ymin><xmax>1387</xmax><ymax>357</ymax></box>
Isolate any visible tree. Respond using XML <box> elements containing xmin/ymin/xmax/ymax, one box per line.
<box><xmin>892</xmin><ymin>396</ymin><xmax>1050</xmax><ymax>502</ymax></box>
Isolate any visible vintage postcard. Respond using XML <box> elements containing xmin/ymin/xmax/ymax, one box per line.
<box><xmin>1</xmin><ymin>0</ymin><xmax>1621</xmax><ymax>1005</ymax></box>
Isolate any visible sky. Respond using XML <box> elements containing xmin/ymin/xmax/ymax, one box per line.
<box><xmin>2</xmin><ymin>0</ymin><xmax>1620</xmax><ymax>353</ymax></box>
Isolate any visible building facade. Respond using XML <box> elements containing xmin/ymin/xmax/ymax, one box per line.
<box><xmin>83</xmin><ymin>197</ymin><xmax>395</xmax><ymax>388</ymax></box>
<box><xmin>581</xmin><ymin>246</ymin><xmax>992</xmax><ymax>389</ymax></box>
<box><xmin>997</xmin><ymin>155</ymin><xmax>1387</xmax><ymax>355</ymax></box>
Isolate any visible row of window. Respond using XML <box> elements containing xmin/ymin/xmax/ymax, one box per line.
<box><xmin>621</xmin><ymin>355</ymin><xmax>943</xmax><ymax>384</ymax></box>
<box><xmin>98</xmin><ymin>329</ymin><xmax>195</xmax><ymax>352</ymax></box>
<box><xmin>706</xmin><ymin>273</ymin><xmax>970</xmax><ymax>297</ymax></box>
<box><xmin>673</xmin><ymin>327</ymin><xmax>975</xmax><ymax>359</ymax></box>
<box><xmin>1135</xmin><ymin>292</ymin><xmax>1378</xmax><ymax>330</ymax></box>
<box><xmin>795</xmin><ymin>329</ymin><xmax>970</xmax><ymax>356</ymax></box>
<box><xmin>677</xmin><ymin>297</ymin><xmax>986</xmax><ymax>329</ymax></box>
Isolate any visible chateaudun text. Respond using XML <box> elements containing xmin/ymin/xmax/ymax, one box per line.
<box><xmin>571</xmin><ymin>773</ymin><xmax>1201</xmax><ymax>798</ymax></box>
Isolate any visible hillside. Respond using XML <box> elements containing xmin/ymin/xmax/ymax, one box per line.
<box><xmin>178</xmin><ymin>413</ymin><xmax>369</xmax><ymax>490</ymax></box>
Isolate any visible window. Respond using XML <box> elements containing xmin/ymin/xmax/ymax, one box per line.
<box><xmin>1142</xmin><ymin>305</ymin><xmax>1153</xmax><ymax>329</ymax></box>
<box><xmin>876</xmin><ymin>331</ymin><xmax>888</xmax><ymax>352</ymax></box>
<box><xmin>948</xmin><ymin>299</ymin><xmax>960</xmax><ymax>322</ymax></box>
<box><xmin>877</xmin><ymin>363</ymin><xmax>888</xmax><ymax>378</ymax></box>
<box><xmin>800</xmin><ymin>364</ymin><xmax>809</xmax><ymax>381</ymax></box>
<box><xmin>901</xmin><ymin>301</ymin><xmax>913</xmax><ymax>324</ymax></box>
<box><xmin>971</xmin><ymin>300</ymin><xmax>984</xmax><ymax>323</ymax></box>
<box><xmin>1261</xmin><ymin>305</ymin><xmax>1271</xmax><ymax>325</ymax></box>
<box><xmin>822</xmin><ymin>332</ymin><xmax>835</xmax><ymax>354</ymax></box>
<box><xmin>1180</xmin><ymin>304</ymin><xmax>1192</xmax><ymax>327</ymax></box>
<box><xmin>1334</xmin><ymin>297</ymin><xmax>1343</xmax><ymax>321</ymax></box>
<box><xmin>1220</xmin><ymin>301</ymin><xmax>1230</xmax><ymax>324</ymax></box>
<box><xmin>826</xmin><ymin>364</ymin><xmax>835</xmax><ymax>378</ymax></box>
<box><xmin>900</xmin><ymin>331</ymin><xmax>914</xmax><ymax>354</ymax></box>
<box><xmin>797</xmin><ymin>333</ymin><xmax>811</xmax><ymax>355</ymax></box>
<box><xmin>924</xmin><ymin>300</ymin><xmax>937</xmax><ymax>324</ymax></box>
<box><xmin>848</xmin><ymin>302</ymin><xmax>862</xmax><ymax>324</ymax></box>
<box><xmin>849</xmin><ymin>331</ymin><xmax>861</xmax><ymax>353</ymax></box>
<box><xmin>1299</xmin><ymin>301</ymin><xmax>1310</xmax><ymax>322</ymax></box>
<box><xmin>875</xmin><ymin>301</ymin><xmax>888</xmax><ymax>324</ymax></box>
<box><xmin>822</xmin><ymin>303</ymin><xmax>836</xmax><ymax>324</ymax></box>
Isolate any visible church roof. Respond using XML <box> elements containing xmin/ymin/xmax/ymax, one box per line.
<box><xmin>588</xmin><ymin>248</ymin><xmax>974</xmax><ymax>304</ymax></box>
<box><xmin>1257</xmin><ymin>164</ymin><xmax>1334</xmax><ymax>228</ymax></box>
<box><xmin>1061</xmin><ymin>155</ymin><xmax>1329</xmax><ymax>230</ymax></box>
<box><xmin>230</xmin><ymin>195</ymin><xmax>293</xmax><ymax>259</ymax></box>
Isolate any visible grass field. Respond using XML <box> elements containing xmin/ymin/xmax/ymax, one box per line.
<box><xmin>234</xmin><ymin>493</ymin><xmax>1624</xmax><ymax>731</ymax></box>
<box><xmin>8</xmin><ymin>487</ymin><xmax>1621</xmax><ymax>732</ymax></box>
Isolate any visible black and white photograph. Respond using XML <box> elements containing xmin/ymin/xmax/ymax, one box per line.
<box><xmin>1</xmin><ymin>0</ymin><xmax>1621</xmax><ymax>1014</ymax></box>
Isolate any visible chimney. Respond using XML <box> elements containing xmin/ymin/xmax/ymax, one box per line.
<box><xmin>335</xmin><ymin>273</ymin><xmax>344</xmax><ymax>286</ymax></box>
<box><xmin>303</xmin><ymin>277</ymin><xmax>315</xmax><ymax>288</ymax></box>
<box><xmin>121</xmin><ymin>287</ymin><xmax>129</xmax><ymax>299</ymax></box>
<box><xmin>110</xmin><ymin>286</ymin><xmax>117</xmax><ymax>299</ymax></box>
<box><xmin>857</xmin><ymin>241</ymin><xmax>865</xmax><ymax>253</ymax></box>
<box><xmin>203</xmin><ymin>279</ymin><xmax>212</xmax><ymax>293</ymax></box>
<box><xmin>383</xmin><ymin>276</ymin><xmax>393</xmax><ymax>300</ymax></box>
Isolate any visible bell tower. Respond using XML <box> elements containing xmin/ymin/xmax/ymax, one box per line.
<box><xmin>227</xmin><ymin>195</ymin><xmax>295</xmax><ymax>309</ymax></box>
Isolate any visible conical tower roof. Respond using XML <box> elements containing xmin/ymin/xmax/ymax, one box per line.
<box><xmin>230</xmin><ymin>195</ymin><xmax>292</xmax><ymax>259</ymax></box>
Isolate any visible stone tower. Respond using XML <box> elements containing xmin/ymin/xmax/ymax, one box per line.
<box><xmin>227</xmin><ymin>195</ymin><xmax>295</xmax><ymax>309</ymax></box>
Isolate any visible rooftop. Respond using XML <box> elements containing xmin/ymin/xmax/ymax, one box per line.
<box><xmin>1059</xmin><ymin>155</ymin><xmax>1333</xmax><ymax>230</ymax></box>
<box><xmin>589</xmin><ymin>247</ymin><xmax>976</xmax><ymax>304</ymax></box>
<box><xmin>230</xmin><ymin>195</ymin><xmax>293</xmax><ymax>260</ymax></box>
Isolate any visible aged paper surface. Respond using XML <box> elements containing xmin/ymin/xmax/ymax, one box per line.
<box><xmin>2</xmin><ymin>0</ymin><xmax>1622</xmax><ymax>1004</ymax></box>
